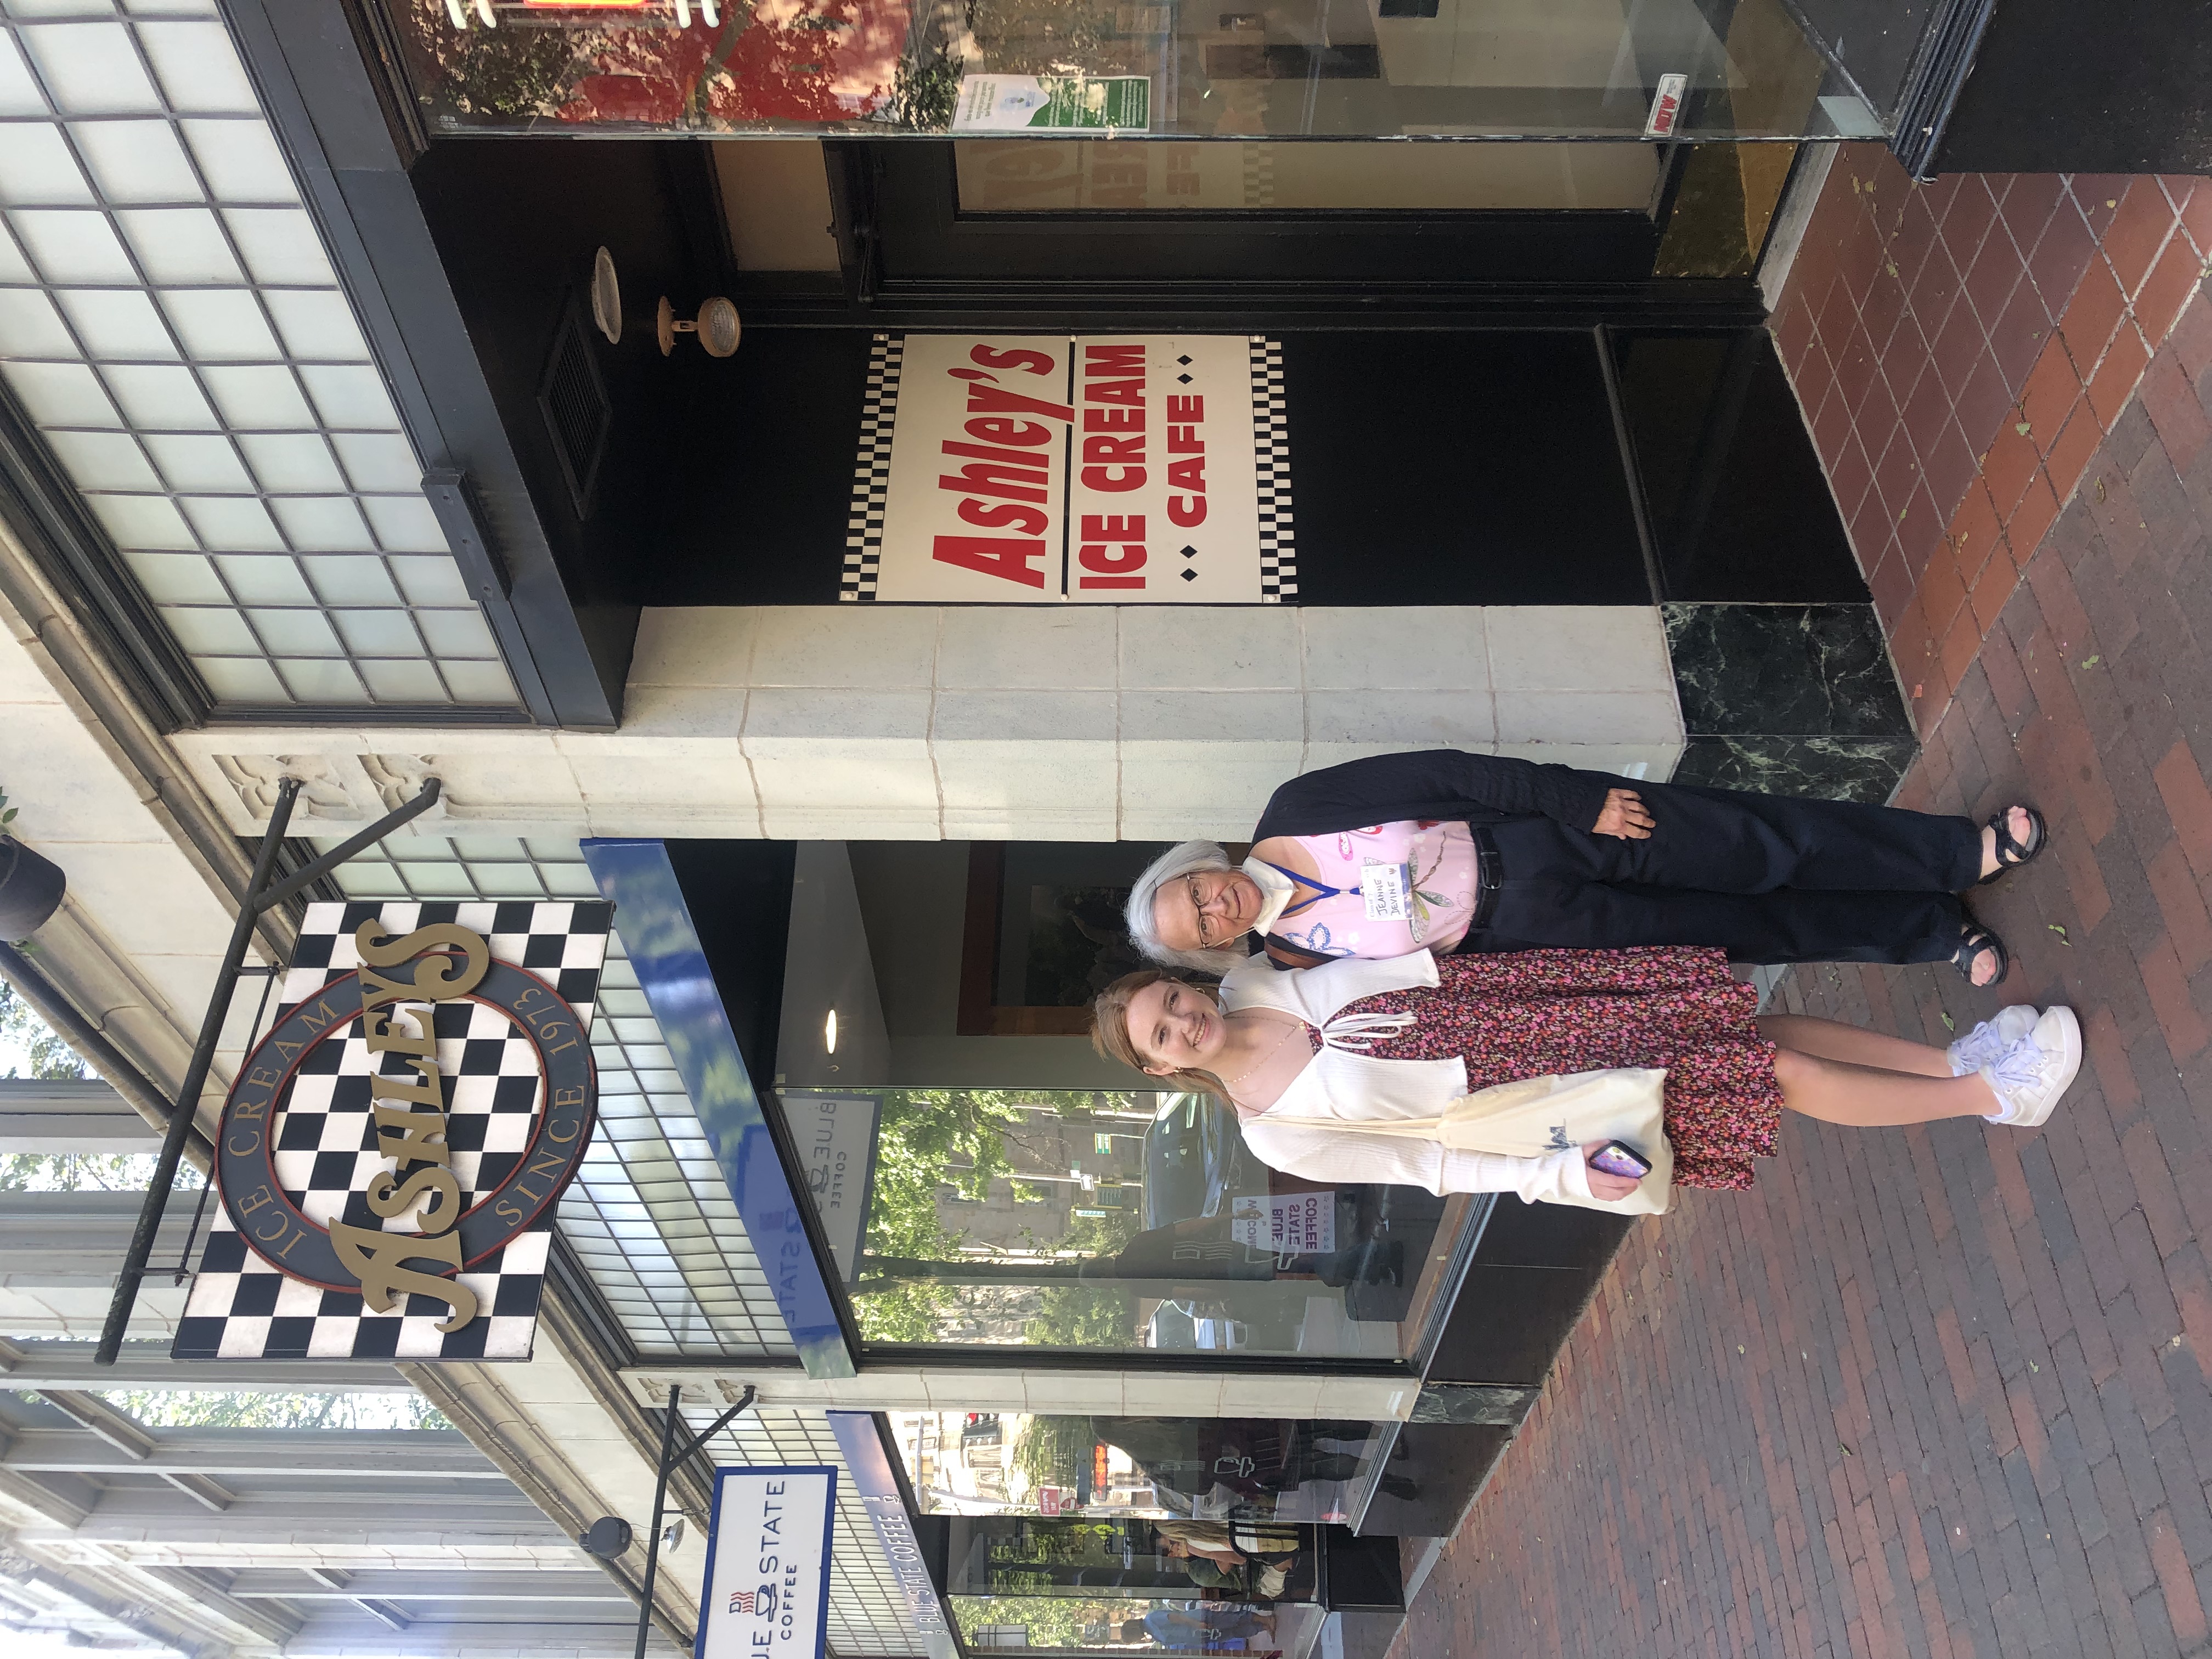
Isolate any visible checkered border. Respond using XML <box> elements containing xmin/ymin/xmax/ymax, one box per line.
<box><xmin>1242</xmin><ymin>143</ymin><xmax>1275</xmax><ymax>209</ymax></box>
<box><xmin>172</xmin><ymin>900</ymin><xmax>611</xmax><ymax>1364</ymax></box>
<box><xmin>840</xmin><ymin>333</ymin><xmax>904</xmax><ymax>602</ymax></box>
<box><xmin>1250</xmin><ymin>336</ymin><xmax>1296</xmax><ymax>601</ymax></box>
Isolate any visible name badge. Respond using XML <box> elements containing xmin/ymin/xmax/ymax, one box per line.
<box><xmin>1361</xmin><ymin>860</ymin><xmax>1412</xmax><ymax>921</ymax></box>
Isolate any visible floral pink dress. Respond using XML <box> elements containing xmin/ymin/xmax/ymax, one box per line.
<box><xmin>1307</xmin><ymin>947</ymin><xmax>1783</xmax><ymax>1190</ymax></box>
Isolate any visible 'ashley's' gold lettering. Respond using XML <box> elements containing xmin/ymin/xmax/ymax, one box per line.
<box><xmin>328</xmin><ymin>1221</ymin><xmax>478</xmax><ymax>1331</ymax></box>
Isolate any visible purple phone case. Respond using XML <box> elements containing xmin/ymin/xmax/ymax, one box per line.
<box><xmin>1590</xmin><ymin>1143</ymin><xmax>1650</xmax><ymax>1178</ymax></box>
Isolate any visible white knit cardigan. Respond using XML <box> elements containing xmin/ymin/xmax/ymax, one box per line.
<box><xmin>1218</xmin><ymin>951</ymin><xmax>1594</xmax><ymax>1205</ymax></box>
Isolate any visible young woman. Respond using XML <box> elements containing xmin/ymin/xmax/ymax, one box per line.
<box><xmin>1091</xmin><ymin>947</ymin><xmax>2080</xmax><ymax>1205</ymax></box>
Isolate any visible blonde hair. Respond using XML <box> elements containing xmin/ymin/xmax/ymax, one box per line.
<box><xmin>1089</xmin><ymin>969</ymin><xmax>1233</xmax><ymax>1105</ymax></box>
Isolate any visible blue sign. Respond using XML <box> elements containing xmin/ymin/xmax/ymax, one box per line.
<box><xmin>827</xmin><ymin>1412</ymin><xmax>959</xmax><ymax>1659</ymax></box>
<box><xmin>582</xmin><ymin>839</ymin><xmax>854</xmax><ymax>1378</ymax></box>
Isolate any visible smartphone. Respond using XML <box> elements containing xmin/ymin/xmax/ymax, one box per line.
<box><xmin>1588</xmin><ymin>1140</ymin><xmax>1652</xmax><ymax>1180</ymax></box>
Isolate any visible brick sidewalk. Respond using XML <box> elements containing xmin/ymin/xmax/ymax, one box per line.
<box><xmin>1394</xmin><ymin>175</ymin><xmax>2212</xmax><ymax>1659</ymax></box>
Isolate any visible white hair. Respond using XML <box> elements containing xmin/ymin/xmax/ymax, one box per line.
<box><xmin>1125</xmin><ymin>839</ymin><xmax>1250</xmax><ymax>976</ymax></box>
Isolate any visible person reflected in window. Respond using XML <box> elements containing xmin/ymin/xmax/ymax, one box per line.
<box><xmin>1094</xmin><ymin>1417</ymin><xmax>1415</xmax><ymax>1514</ymax></box>
<box><xmin>1154</xmin><ymin>1521</ymin><xmax>1298</xmax><ymax>1599</ymax></box>
<box><xmin>1125</xmin><ymin>749</ymin><xmax>2046</xmax><ymax>988</ymax></box>
<box><xmin>1122</xmin><ymin>1605</ymin><xmax>1276</xmax><ymax>1652</ymax></box>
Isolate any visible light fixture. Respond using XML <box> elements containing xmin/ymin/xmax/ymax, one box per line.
<box><xmin>577</xmin><ymin>1516</ymin><xmax>633</xmax><ymax>1560</ymax></box>
<box><xmin>657</xmin><ymin>295</ymin><xmax>741</xmax><ymax>358</ymax></box>
<box><xmin>590</xmin><ymin>247</ymin><xmax>621</xmax><ymax>345</ymax></box>
<box><xmin>823</xmin><ymin>1009</ymin><xmax>839</xmax><ymax>1054</ymax></box>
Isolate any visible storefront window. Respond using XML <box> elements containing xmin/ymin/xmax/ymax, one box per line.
<box><xmin>957</xmin><ymin>1595</ymin><xmax>1307</xmax><ymax>1657</ymax></box>
<box><xmin>382</xmin><ymin>0</ymin><xmax>1882</xmax><ymax>140</ymax></box>
<box><xmin>775</xmin><ymin>1086</ymin><xmax>1472</xmax><ymax>1362</ymax></box>
<box><xmin>944</xmin><ymin>1519</ymin><xmax>1325</xmax><ymax>1652</ymax></box>
<box><xmin>892</xmin><ymin>1410</ymin><xmax>1396</xmax><ymax>1525</ymax></box>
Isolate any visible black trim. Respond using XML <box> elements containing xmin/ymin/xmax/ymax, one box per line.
<box><xmin>1593</xmin><ymin>322</ymin><xmax>1670</xmax><ymax>604</ymax></box>
<box><xmin>1890</xmin><ymin>0</ymin><xmax>2000</xmax><ymax>179</ymax></box>
<box><xmin>545</xmin><ymin>1227</ymin><xmax>644</xmax><ymax>1373</ymax></box>
<box><xmin>200</xmin><ymin>703</ymin><xmax>537</xmax><ymax>727</ymax></box>
<box><xmin>0</xmin><ymin>379</ymin><xmax>211</xmax><ymax>733</ymax></box>
<box><xmin>727</xmin><ymin>282</ymin><xmax>1772</xmax><ymax>335</ymax></box>
<box><xmin>328</xmin><ymin>0</ymin><xmax>430</xmax><ymax>166</ymax></box>
<box><xmin>822</xmin><ymin>139</ymin><xmax>884</xmax><ymax>306</ymax></box>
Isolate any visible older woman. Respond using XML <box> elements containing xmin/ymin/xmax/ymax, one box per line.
<box><xmin>1125</xmin><ymin>749</ymin><xmax>2044</xmax><ymax>986</ymax></box>
<box><xmin>1091</xmin><ymin>948</ymin><xmax>2080</xmax><ymax>1205</ymax></box>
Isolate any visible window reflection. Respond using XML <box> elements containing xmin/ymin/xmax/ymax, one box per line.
<box><xmin>778</xmin><ymin>1086</ymin><xmax>1453</xmax><ymax>1359</ymax></box>
<box><xmin>894</xmin><ymin>1410</ymin><xmax>1405</xmax><ymax>1524</ymax></box>
<box><xmin>380</xmin><ymin>0</ymin><xmax>1880</xmax><ymax>140</ymax></box>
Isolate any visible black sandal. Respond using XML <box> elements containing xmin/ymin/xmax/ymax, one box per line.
<box><xmin>1954</xmin><ymin>918</ymin><xmax>2010</xmax><ymax>986</ymax></box>
<box><xmin>1975</xmin><ymin>805</ymin><xmax>2048</xmax><ymax>885</ymax></box>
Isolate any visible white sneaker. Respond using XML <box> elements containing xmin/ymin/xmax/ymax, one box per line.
<box><xmin>1979</xmin><ymin>1006</ymin><xmax>2083</xmax><ymax>1126</ymax></box>
<box><xmin>1947</xmin><ymin>1005</ymin><xmax>2039</xmax><ymax>1076</ymax></box>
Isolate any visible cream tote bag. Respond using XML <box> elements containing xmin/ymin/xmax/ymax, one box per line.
<box><xmin>1271</xmin><ymin>1068</ymin><xmax>1674</xmax><ymax>1215</ymax></box>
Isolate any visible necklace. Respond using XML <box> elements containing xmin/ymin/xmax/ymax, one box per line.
<box><xmin>1222</xmin><ymin>1013</ymin><xmax>1305</xmax><ymax>1086</ymax></box>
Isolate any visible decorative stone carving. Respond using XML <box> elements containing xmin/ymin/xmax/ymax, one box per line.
<box><xmin>360</xmin><ymin>754</ymin><xmax>448</xmax><ymax>820</ymax></box>
<box><xmin>209</xmin><ymin>755</ymin><xmax>378</xmax><ymax>823</ymax></box>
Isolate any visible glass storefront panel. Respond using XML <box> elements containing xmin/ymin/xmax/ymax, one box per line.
<box><xmin>955</xmin><ymin>1593</ymin><xmax>1318</xmax><ymax>1657</ymax></box>
<box><xmin>944</xmin><ymin>1519</ymin><xmax>1322</xmax><ymax>1657</ymax></box>
<box><xmin>953</xmin><ymin>137</ymin><xmax>1663</xmax><ymax>210</ymax></box>
<box><xmin>891</xmin><ymin>1410</ymin><xmax>1398</xmax><ymax>1525</ymax></box>
<box><xmin>382</xmin><ymin>0</ymin><xmax>1882</xmax><ymax>140</ymax></box>
<box><xmin>776</xmin><ymin>1085</ymin><xmax>1471</xmax><ymax>1362</ymax></box>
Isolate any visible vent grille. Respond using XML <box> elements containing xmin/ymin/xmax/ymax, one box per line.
<box><xmin>537</xmin><ymin>302</ymin><xmax>613</xmax><ymax>518</ymax></box>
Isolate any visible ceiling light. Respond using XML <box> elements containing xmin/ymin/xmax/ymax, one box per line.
<box><xmin>824</xmin><ymin>1009</ymin><xmax>839</xmax><ymax>1054</ymax></box>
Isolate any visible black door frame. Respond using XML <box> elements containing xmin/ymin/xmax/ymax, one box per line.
<box><xmin>758</xmin><ymin>138</ymin><xmax>1771</xmax><ymax>333</ymax></box>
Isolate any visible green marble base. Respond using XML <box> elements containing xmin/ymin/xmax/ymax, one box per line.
<box><xmin>1663</xmin><ymin>602</ymin><xmax>1917</xmax><ymax>802</ymax></box>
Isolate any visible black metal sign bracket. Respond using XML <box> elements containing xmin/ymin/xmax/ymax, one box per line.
<box><xmin>91</xmin><ymin>775</ymin><xmax>445</xmax><ymax>1365</ymax></box>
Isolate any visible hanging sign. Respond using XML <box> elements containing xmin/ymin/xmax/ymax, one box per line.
<box><xmin>827</xmin><ymin>1412</ymin><xmax>958</xmax><ymax>1659</ymax></box>
<box><xmin>174</xmin><ymin>901</ymin><xmax>610</xmax><ymax>1363</ymax></box>
<box><xmin>843</xmin><ymin>333</ymin><xmax>1296</xmax><ymax>604</ymax></box>
<box><xmin>778</xmin><ymin>1093</ymin><xmax>881</xmax><ymax>1285</ymax></box>
<box><xmin>698</xmin><ymin>1467</ymin><xmax>838</xmax><ymax>1659</ymax></box>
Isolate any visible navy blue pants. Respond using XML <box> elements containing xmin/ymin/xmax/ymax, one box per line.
<box><xmin>1465</xmin><ymin>780</ymin><xmax>1982</xmax><ymax>966</ymax></box>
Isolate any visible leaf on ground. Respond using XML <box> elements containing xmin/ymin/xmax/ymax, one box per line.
<box><xmin>2048</xmin><ymin>923</ymin><xmax>2070</xmax><ymax>944</ymax></box>
<box><xmin>1940</xmin><ymin>1011</ymin><xmax>1956</xmax><ymax>1031</ymax></box>
<box><xmin>2016</xmin><ymin>421</ymin><xmax>2033</xmax><ymax>437</ymax></box>
<box><xmin>2081</xmin><ymin>655</ymin><xmax>2101</xmax><ymax>668</ymax></box>
<box><xmin>1839</xmin><ymin>1443</ymin><xmax>1854</xmax><ymax>1457</ymax></box>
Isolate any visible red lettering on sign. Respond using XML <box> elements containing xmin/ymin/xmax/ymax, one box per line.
<box><xmin>1082</xmin><ymin>434</ymin><xmax>1145</xmax><ymax>464</ymax></box>
<box><xmin>971</xmin><ymin>345</ymin><xmax>1058</xmax><ymax>376</ymax></box>
<box><xmin>939</xmin><ymin>459</ymin><xmax>1049</xmax><ymax>505</ymax></box>
<box><xmin>933</xmin><ymin>536</ymin><xmax>1047</xmax><ymax>589</ymax></box>
<box><xmin>1080</xmin><ymin>542</ymin><xmax>1147</xmax><ymax>573</ymax></box>
<box><xmin>960</xmin><ymin>499</ymin><xmax>1050</xmax><ymax>535</ymax></box>
<box><xmin>966</xmin><ymin>384</ymin><xmax>1074</xmax><ymax>424</ymax></box>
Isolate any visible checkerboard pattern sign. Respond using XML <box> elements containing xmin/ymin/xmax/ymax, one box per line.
<box><xmin>172</xmin><ymin>900</ymin><xmax>611</xmax><ymax>1363</ymax></box>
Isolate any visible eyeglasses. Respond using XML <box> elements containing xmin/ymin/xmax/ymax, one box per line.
<box><xmin>1186</xmin><ymin>874</ymin><xmax>1213</xmax><ymax>948</ymax></box>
